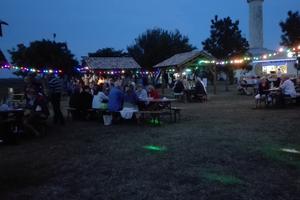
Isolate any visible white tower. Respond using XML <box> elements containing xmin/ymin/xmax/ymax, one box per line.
<box><xmin>248</xmin><ymin>0</ymin><xmax>264</xmax><ymax>49</ymax></box>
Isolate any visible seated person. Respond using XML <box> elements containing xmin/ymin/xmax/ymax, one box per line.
<box><xmin>182</xmin><ymin>76</ymin><xmax>191</xmax><ymax>90</ymax></box>
<box><xmin>280</xmin><ymin>75</ymin><xmax>297</xmax><ymax>98</ymax></box>
<box><xmin>237</xmin><ymin>77</ymin><xmax>251</xmax><ymax>95</ymax></box>
<box><xmin>173</xmin><ymin>79</ymin><xmax>185</xmax><ymax>94</ymax></box>
<box><xmin>79</xmin><ymin>86</ymin><xmax>93</xmax><ymax>109</ymax></box>
<box><xmin>136</xmin><ymin>84</ymin><xmax>148</xmax><ymax>101</ymax></box>
<box><xmin>148</xmin><ymin>85</ymin><xmax>160</xmax><ymax>99</ymax></box>
<box><xmin>24</xmin><ymin>87</ymin><xmax>49</xmax><ymax>136</ymax></box>
<box><xmin>255</xmin><ymin>77</ymin><xmax>271</xmax><ymax>103</ymax></box>
<box><xmin>78</xmin><ymin>86</ymin><xmax>93</xmax><ymax>119</ymax></box>
<box><xmin>274</xmin><ymin>77</ymin><xmax>281</xmax><ymax>88</ymax></box>
<box><xmin>194</xmin><ymin>77</ymin><xmax>207</xmax><ymax>96</ymax></box>
<box><xmin>108</xmin><ymin>81</ymin><xmax>124</xmax><ymax>112</ymax></box>
<box><xmin>120</xmin><ymin>84</ymin><xmax>139</xmax><ymax>120</ymax></box>
<box><xmin>136</xmin><ymin>84</ymin><xmax>149</xmax><ymax>110</ymax></box>
<box><xmin>92</xmin><ymin>84</ymin><xmax>109</xmax><ymax>110</ymax></box>
<box><xmin>123</xmin><ymin>84</ymin><xmax>138</xmax><ymax>109</ymax></box>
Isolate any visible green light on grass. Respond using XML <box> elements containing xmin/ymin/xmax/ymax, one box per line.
<box><xmin>143</xmin><ymin>145</ymin><xmax>167</xmax><ymax>152</ymax></box>
<box><xmin>203</xmin><ymin>172</ymin><xmax>243</xmax><ymax>185</ymax></box>
<box><xmin>281</xmin><ymin>148</ymin><xmax>300</xmax><ymax>154</ymax></box>
<box><xmin>261</xmin><ymin>145</ymin><xmax>300</xmax><ymax>168</ymax></box>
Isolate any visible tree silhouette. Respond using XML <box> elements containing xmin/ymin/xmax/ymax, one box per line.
<box><xmin>127</xmin><ymin>28</ymin><xmax>195</xmax><ymax>70</ymax></box>
<box><xmin>202</xmin><ymin>16</ymin><xmax>249</xmax><ymax>86</ymax></box>
<box><xmin>9</xmin><ymin>39</ymin><xmax>78</xmax><ymax>75</ymax></box>
<box><xmin>280</xmin><ymin>11</ymin><xmax>300</xmax><ymax>47</ymax></box>
<box><xmin>88</xmin><ymin>48</ymin><xmax>128</xmax><ymax>57</ymax></box>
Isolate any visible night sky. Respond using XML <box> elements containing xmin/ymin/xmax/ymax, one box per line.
<box><xmin>1</xmin><ymin>0</ymin><xmax>300</xmax><ymax>61</ymax></box>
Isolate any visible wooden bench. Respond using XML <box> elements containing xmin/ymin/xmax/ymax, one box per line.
<box><xmin>67</xmin><ymin>107</ymin><xmax>95</xmax><ymax>120</ymax></box>
<box><xmin>136</xmin><ymin>110</ymin><xmax>172</xmax><ymax>122</ymax></box>
<box><xmin>284</xmin><ymin>93</ymin><xmax>300</xmax><ymax>104</ymax></box>
<box><xmin>194</xmin><ymin>94</ymin><xmax>207</xmax><ymax>103</ymax></box>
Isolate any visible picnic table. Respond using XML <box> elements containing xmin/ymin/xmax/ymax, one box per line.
<box><xmin>262</xmin><ymin>88</ymin><xmax>300</xmax><ymax>106</ymax></box>
<box><xmin>137</xmin><ymin>98</ymin><xmax>180</xmax><ymax>122</ymax></box>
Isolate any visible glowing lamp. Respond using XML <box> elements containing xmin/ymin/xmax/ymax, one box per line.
<box><xmin>287</xmin><ymin>52</ymin><xmax>294</xmax><ymax>58</ymax></box>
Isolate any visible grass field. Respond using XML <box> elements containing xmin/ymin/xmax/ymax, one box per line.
<box><xmin>0</xmin><ymin>82</ymin><xmax>299</xmax><ymax>200</ymax></box>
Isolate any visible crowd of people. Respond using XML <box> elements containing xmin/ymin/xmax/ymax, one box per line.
<box><xmin>172</xmin><ymin>76</ymin><xmax>207</xmax><ymax>101</ymax></box>
<box><xmin>68</xmin><ymin>76</ymin><xmax>162</xmax><ymax>122</ymax></box>
<box><xmin>0</xmin><ymin>72</ymin><xmax>164</xmax><ymax>136</ymax></box>
<box><xmin>237</xmin><ymin>73</ymin><xmax>299</xmax><ymax>106</ymax></box>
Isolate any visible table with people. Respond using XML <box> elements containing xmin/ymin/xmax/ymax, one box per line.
<box><xmin>0</xmin><ymin>85</ymin><xmax>50</xmax><ymax>143</ymax></box>
<box><xmin>172</xmin><ymin>76</ymin><xmax>208</xmax><ymax>102</ymax></box>
<box><xmin>67</xmin><ymin>78</ymin><xmax>179</xmax><ymax>125</ymax></box>
<box><xmin>254</xmin><ymin>75</ymin><xmax>299</xmax><ymax>107</ymax></box>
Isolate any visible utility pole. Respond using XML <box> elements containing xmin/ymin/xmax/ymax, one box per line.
<box><xmin>53</xmin><ymin>33</ymin><xmax>56</xmax><ymax>42</ymax></box>
<box><xmin>0</xmin><ymin>20</ymin><xmax>8</xmax><ymax>37</ymax></box>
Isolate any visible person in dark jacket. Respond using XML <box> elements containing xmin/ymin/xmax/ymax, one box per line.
<box><xmin>78</xmin><ymin>86</ymin><xmax>93</xmax><ymax>119</ymax></box>
<box><xmin>173</xmin><ymin>79</ymin><xmax>185</xmax><ymax>94</ymax></box>
<box><xmin>24</xmin><ymin>87</ymin><xmax>49</xmax><ymax>136</ymax></box>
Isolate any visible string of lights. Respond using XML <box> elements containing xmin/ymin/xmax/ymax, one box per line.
<box><xmin>1</xmin><ymin>45</ymin><xmax>299</xmax><ymax>74</ymax></box>
<box><xmin>0</xmin><ymin>64</ymin><xmax>62</xmax><ymax>74</ymax></box>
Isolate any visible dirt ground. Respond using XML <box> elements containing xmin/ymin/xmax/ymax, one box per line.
<box><xmin>0</xmin><ymin>84</ymin><xmax>300</xmax><ymax>200</ymax></box>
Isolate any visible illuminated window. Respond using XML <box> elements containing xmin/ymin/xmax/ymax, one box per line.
<box><xmin>262</xmin><ymin>64</ymin><xmax>287</xmax><ymax>74</ymax></box>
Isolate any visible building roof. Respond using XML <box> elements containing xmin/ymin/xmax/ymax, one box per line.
<box><xmin>153</xmin><ymin>51</ymin><xmax>214</xmax><ymax>68</ymax></box>
<box><xmin>84</xmin><ymin>57</ymin><xmax>141</xmax><ymax>70</ymax></box>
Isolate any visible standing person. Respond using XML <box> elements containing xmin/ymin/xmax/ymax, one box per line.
<box><xmin>48</xmin><ymin>74</ymin><xmax>65</xmax><ymax>125</ymax></box>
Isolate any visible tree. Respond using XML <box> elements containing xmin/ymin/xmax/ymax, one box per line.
<box><xmin>9</xmin><ymin>39</ymin><xmax>78</xmax><ymax>75</ymax></box>
<box><xmin>280</xmin><ymin>11</ymin><xmax>300</xmax><ymax>47</ymax></box>
<box><xmin>202</xmin><ymin>16</ymin><xmax>249</xmax><ymax>88</ymax></box>
<box><xmin>88</xmin><ymin>47</ymin><xmax>128</xmax><ymax>57</ymax></box>
<box><xmin>127</xmin><ymin>28</ymin><xmax>196</xmax><ymax>70</ymax></box>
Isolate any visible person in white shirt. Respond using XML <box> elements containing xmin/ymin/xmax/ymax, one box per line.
<box><xmin>280</xmin><ymin>75</ymin><xmax>297</xmax><ymax>98</ymax></box>
<box><xmin>92</xmin><ymin>84</ymin><xmax>109</xmax><ymax>109</ymax></box>
<box><xmin>135</xmin><ymin>84</ymin><xmax>148</xmax><ymax>101</ymax></box>
<box><xmin>136</xmin><ymin>84</ymin><xmax>149</xmax><ymax>110</ymax></box>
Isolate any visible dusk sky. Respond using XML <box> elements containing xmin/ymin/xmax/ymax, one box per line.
<box><xmin>1</xmin><ymin>0</ymin><xmax>300</xmax><ymax>62</ymax></box>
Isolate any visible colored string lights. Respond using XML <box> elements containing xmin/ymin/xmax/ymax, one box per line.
<box><xmin>0</xmin><ymin>64</ymin><xmax>63</xmax><ymax>74</ymax></box>
<box><xmin>197</xmin><ymin>45</ymin><xmax>300</xmax><ymax>66</ymax></box>
<box><xmin>77</xmin><ymin>67</ymin><xmax>158</xmax><ymax>76</ymax></box>
<box><xmin>1</xmin><ymin>45</ymin><xmax>299</xmax><ymax>74</ymax></box>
